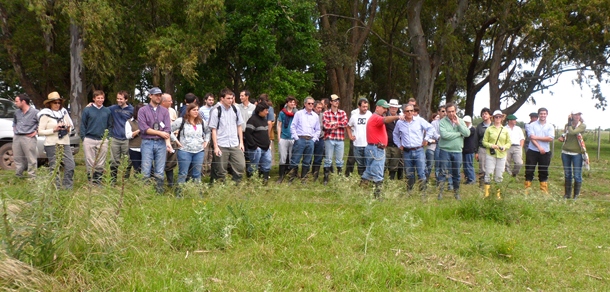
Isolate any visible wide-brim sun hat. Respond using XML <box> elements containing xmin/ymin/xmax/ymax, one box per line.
<box><xmin>43</xmin><ymin>91</ymin><xmax>65</xmax><ymax>105</ymax></box>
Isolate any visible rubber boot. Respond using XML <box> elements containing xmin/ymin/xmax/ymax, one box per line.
<box><xmin>478</xmin><ymin>173</ymin><xmax>485</xmax><ymax>188</ymax></box>
<box><xmin>155</xmin><ymin>177</ymin><xmax>164</xmax><ymax>194</ymax></box>
<box><xmin>540</xmin><ymin>181</ymin><xmax>549</xmax><ymax>194</ymax></box>
<box><xmin>397</xmin><ymin>168</ymin><xmax>404</xmax><ymax>180</ymax></box>
<box><xmin>454</xmin><ymin>189</ymin><xmax>461</xmax><ymax>200</ymax></box>
<box><xmin>337</xmin><ymin>167</ymin><xmax>342</xmax><ymax>175</ymax></box>
<box><xmin>407</xmin><ymin>177</ymin><xmax>416</xmax><ymax>192</ymax></box>
<box><xmin>110</xmin><ymin>165</ymin><xmax>118</xmax><ymax>184</ymax></box>
<box><xmin>287</xmin><ymin>167</ymin><xmax>298</xmax><ymax>183</ymax></box>
<box><xmin>300</xmin><ymin>167</ymin><xmax>310</xmax><ymax>184</ymax></box>
<box><xmin>484</xmin><ymin>184</ymin><xmax>491</xmax><ymax>198</ymax></box>
<box><xmin>389</xmin><ymin>171</ymin><xmax>396</xmax><ymax>180</ymax></box>
<box><xmin>262</xmin><ymin>172</ymin><xmax>270</xmax><ymax>185</ymax></box>
<box><xmin>276</xmin><ymin>165</ymin><xmax>286</xmax><ymax>184</ymax></box>
<box><xmin>374</xmin><ymin>181</ymin><xmax>383</xmax><ymax>200</ymax></box>
<box><xmin>496</xmin><ymin>187</ymin><xmax>501</xmax><ymax>199</ymax></box>
<box><xmin>573</xmin><ymin>182</ymin><xmax>582</xmax><ymax>199</ymax></box>
<box><xmin>166</xmin><ymin>170</ymin><xmax>175</xmax><ymax>189</ymax></box>
<box><xmin>91</xmin><ymin>171</ymin><xmax>103</xmax><ymax>185</ymax></box>
<box><xmin>323</xmin><ymin>167</ymin><xmax>331</xmax><ymax>185</ymax></box>
<box><xmin>525</xmin><ymin>181</ymin><xmax>532</xmax><ymax>194</ymax></box>
<box><xmin>437</xmin><ymin>181</ymin><xmax>444</xmax><ymax>200</ymax></box>
<box><xmin>311</xmin><ymin>166</ymin><xmax>320</xmax><ymax>182</ymax></box>
<box><xmin>564</xmin><ymin>180</ymin><xmax>573</xmax><ymax>199</ymax></box>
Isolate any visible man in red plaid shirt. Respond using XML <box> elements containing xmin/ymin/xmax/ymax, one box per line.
<box><xmin>322</xmin><ymin>94</ymin><xmax>348</xmax><ymax>184</ymax></box>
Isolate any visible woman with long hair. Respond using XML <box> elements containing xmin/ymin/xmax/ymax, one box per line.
<box><xmin>125</xmin><ymin>103</ymin><xmax>145</xmax><ymax>174</ymax></box>
<box><xmin>37</xmin><ymin>92</ymin><xmax>75</xmax><ymax>189</ymax></box>
<box><xmin>172</xmin><ymin>103</ymin><xmax>209</xmax><ymax>186</ymax></box>
<box><xmin>558</xmin><ymin>110</ymin><xmax>586</xmax><ymax>199</ymax></box>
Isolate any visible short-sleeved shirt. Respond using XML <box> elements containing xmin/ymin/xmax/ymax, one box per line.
<box><xmin>527</xmin><ymin>121</ymin><xmax>554</xmax><ymax>152</ymax></box>
<box><xmin>208</xmin><ymin>104</ymin><xmax>244</xmax><ymax>148</ymax></box>
<box><xmin>505</xmin><ymin>125</ymin><xmax>525</xmax><ymax>145</ymax></box>
<box><xmin>348</xmin><ymin>111</ymin><xmax>372</xmax><ymax>147</ymax></box>
<box><xmin>366</xmin><ymin>113</ymin><xmax>387</xmax><ymax>145</ymax></box>
<box><xmin>13</xmin><ymin>107</ymin><xmax>39</xmax><ymax>134</ymax></box>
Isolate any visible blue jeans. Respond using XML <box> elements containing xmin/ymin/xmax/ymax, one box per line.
<box><xmin>312</xmin><ymin>139</ymin><xmax>325</xmax><ymax>167</ymax></box>
<box><xmin>561</xmin><ymin>153</ymin><xmax>583</xmax><ymax>183</ymax></box>
<box><xmin>439</xmin><ymin>149</ymin><xmax>462</xmax><ymax>190</ymax></box>
<box><xmin>248</xmin><ymin>147</ymin><xmax>272</xmax><ymax>173</ymax></box>
<box><xmin>403</xmin><ymin>147</ymin><xmax>426</xmax><ymax>181</ymax></box>
<box><xmin>353</xmin><ymin>146</ymin><xmax>367</xmax><ymax>174</ymax></box>
<box><xmin>462</xmin><ymin>153</ymin><xmax>476</xmax><ymax>183</ymax></box>
<box><xmin>141</xmin><ymin>139</ymin><xmax>167</xmax><ymax>180</ymax></box>
<box><xmin>290</xmin><ymin>138</ymin><xmax>314</xmax><ymax>173</ymax></box>
<box><xmin>425</xmin><ymin>148</ymin><xmax>435</xmax><ymax>179</ymax></box>
<box><xmin>177</xmin><ymin>150</ymin><xmax>204</xmax><ymax>183</ymax></box>
<box><xmin>324</xmin><ymin>139</ymin><xmax>345</xmax><ymax>168</ymax></box>
<box><xmin>361</xmin><ymin>145</ymin><xmax>385</xmax><ymax>182</ymax></box>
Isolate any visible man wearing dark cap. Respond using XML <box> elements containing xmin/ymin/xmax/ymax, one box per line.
<box><xmin>504</xmin><ymin>114</ymin><xmax>524</xmax><ymax>177</ymax></box>
<box><xmin>138</xmin><ymin>87</ymin><xmax>173</xmax><ymax>193</ymax></box>
<box><xmin>360</xmin><ymin>99</ymin><xmax>402</xmax><ymax>199</ymax></box>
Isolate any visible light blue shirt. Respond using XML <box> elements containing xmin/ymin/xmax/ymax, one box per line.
<box><xmin>393</xmin><ymin>118</ymin><xmax>435</xmax><ymax>148</ymax></box>
<box><xmin>290</xmin><ymin>109</ymin><xmax>321</xmax><ymax>142</ymax></box>
<box><xmin>527</xmin><ymin>120</ymin><xmax>554</xmax><ymax>152</ymax></box>
<box><xmin>208</xmin><ymin>104</ymin><xmax>244</xmax><ymax>148</ymax></box>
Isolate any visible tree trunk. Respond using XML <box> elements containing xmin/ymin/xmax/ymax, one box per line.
<box><xmin>70</xmin><ymin>22</ymin><xmax>85</xmax><ymax>135</ymax></box>
<box><xmin>488</xmin><ymin>34</ymin><xmax>505</xmax><ymax>111</ymax></box>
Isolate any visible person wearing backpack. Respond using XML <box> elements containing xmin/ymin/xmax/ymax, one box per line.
<box><xmin>208</xmin><ymin>88</ymin><xmax>246</xmax><ymax>184</ymax></box>
<box><xmin>172</xmin><ymin>103</ymin><xmax>209</xmax><ymax>189</ymax></box>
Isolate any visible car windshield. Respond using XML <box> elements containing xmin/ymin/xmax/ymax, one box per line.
<box><xmin>0</xmin><ymin>99</ymin><xmax>17</xmax><ymax>119</ymax></box>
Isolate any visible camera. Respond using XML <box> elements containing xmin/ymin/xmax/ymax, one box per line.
<box><xmin>489</xmin><ymin>148</ymin><xmax>496</xmax><ymax>155</ymax></box>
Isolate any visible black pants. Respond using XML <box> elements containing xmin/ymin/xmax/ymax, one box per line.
<box><xmin>525</xmin><ymin>149</ymin><xmax>552</xmax><ymax>182</ymax></box>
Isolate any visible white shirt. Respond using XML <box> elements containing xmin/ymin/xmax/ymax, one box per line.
<box><xmin>505</xmin><ymin>124</ymin><xmax>525</xmax><ymax>146</ymax></box>
<box><xmin>348</xmin><ymin>111</ymin><xmax>372</xmax><ymax>147</ymax></box>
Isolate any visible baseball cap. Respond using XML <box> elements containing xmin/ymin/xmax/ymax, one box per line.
<box><xmin>507</xmin><ymin>114</ymin><xmax>517</xmax><ymax>120</ymax></box>
<box><xmin>463</xmin><ymin>115</ymin><xmax>472</xmax><ymax>123</ymax></box>
<box><xmin>492</xmin><ymin>110</ymin><xmax>503</xmax><ymax>117</ymax></box>
<box><xmin>376</xmin><ymin>99</ymin><xmax>390</xmax><ymax>108</ymax></box>
<box><xmin>330</xmin><ymin>94</ymin><xmax>340</xmax><ymax>101</ymax></box>
<box><xmin>529</xmin><ymin>112</ymin><xmax>538</xmax><ymax>118</ymax></box>
<box><xmin>149</xmin><ymin>87</ymin><xmax>162</xmax><ymax>95</ymax></box>
<box><xmin>571</xmin><ymin>109</ymin><xmax>582</xmax><ymax>115</ymax></box>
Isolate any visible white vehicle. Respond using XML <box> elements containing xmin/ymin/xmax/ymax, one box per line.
<box><xmin>0</xmin><ymin>98</ymin><xmax>80</xmax><ymax>170</ymax></box>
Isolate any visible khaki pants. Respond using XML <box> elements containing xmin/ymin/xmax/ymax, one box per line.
<box><xmin>505</xmin><ymin>145</ymin><xmax>523</xmax><ymax>176</ymax></box>
<box><xmin>211</xmin><ymin>146</ymin><xmax>246</xmax><ymax>182</ymax></box>
<box><xmin>83</xmin><ymin>137</ymin><xmax>109</xmax><ymax>173</ymax></box>
<box><xmin>110</xmin><ymin>138</ymin><xmax>130</xmax><ymax>167</ymax></box>
<box><xmin>13</xmin><ymin>135</ymin><xmax>38</xmax><ymax>177</ymax></box>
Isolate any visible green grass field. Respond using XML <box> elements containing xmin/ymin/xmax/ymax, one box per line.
<box><xmin>1</xmin><ymin>138</ymin><xmax>609</xmax><ymax>291</ymax></box>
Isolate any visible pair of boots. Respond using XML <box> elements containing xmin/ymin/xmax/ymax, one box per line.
<box><xmin>484</xmin><ymin>184</ymin><xmax>502</xmax><ymax>199</ymax></box>
<box><xmin>276</xmin><ymin>164</ymin><xmax>288</xmax><ymax>183</ymax></box>
<box><xmin>389</xmin><ymin>169</ymin><xmax>404</xmax><ymax>180</ymax></box>
<box><xmin>287</xmin><ymin>167</ymin><xmax>309</xmax><ymax>184</ymax></box>
<box><xmin>322</xmin><ymin>166</ymin><xmax>342</xmax><ymax>185</ymax></box>
<box><xmin>564</xmin><ymin>180</ymin><xmax>582</xmax><ymax>199</ymax></box>
<box><xmin>524</xmin><ymin>181</ymin><xmax>549</xmax><ymax>194</ymax></box>
<box><xmin>437</xmin><ymin>182</ymin><xmax>460</xmax><ymax>200</ymax></box>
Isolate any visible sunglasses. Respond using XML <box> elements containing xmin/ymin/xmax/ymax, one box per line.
<box><xmin>51</xmin><ymin>101</ymin><xmax>62</xmax><ymax>105</ymax></box>
<box><xmin>440</xmin><ymin>110</ymin><xmax>446</xmax><ymax>113</ymax></box>
<box><xmin>306</xmin><ymin>102</ymin><xmax>314</xmax><ymax>105</ymax></box>
<box><xmin>494</xmin><ymin>116</ymin><xmax>503</xmax><ymax>118</ymax></box>
<box><xmin>404</xmin><ymin>110</ymin><xmax>414</xmax><ymax>112</ymax></box>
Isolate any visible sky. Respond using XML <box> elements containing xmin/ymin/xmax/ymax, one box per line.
<box><xmin>473</xmin><ymin>72</ymin><xmax>609</xmax><ymax>130</ymax></box>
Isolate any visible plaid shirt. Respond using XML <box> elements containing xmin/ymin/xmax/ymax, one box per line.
<box><xmin>323</xmin><ymin>109</ymin><xmax>348</xmax><ymax>140</ymax></box>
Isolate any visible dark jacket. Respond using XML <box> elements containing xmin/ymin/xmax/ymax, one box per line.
<box><xmin>245</xmin><ymin>113</ymin><xmax>270</xmax><ymax>151</ymax></box>
<box><xmin>463</xmin><ymin>126</ymin><xmax>477</xmax><ymax>154</ymax></box>
<box><xmin>475</xmin><ymin>121</ymin><xmax>491</xmax><ymax>150</ymax></box>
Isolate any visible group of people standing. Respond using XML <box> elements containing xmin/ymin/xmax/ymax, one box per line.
<box><xmin>10</xmin><ymin>89</ymin><xmax>588</xmax><ymax>199</ymax></box>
